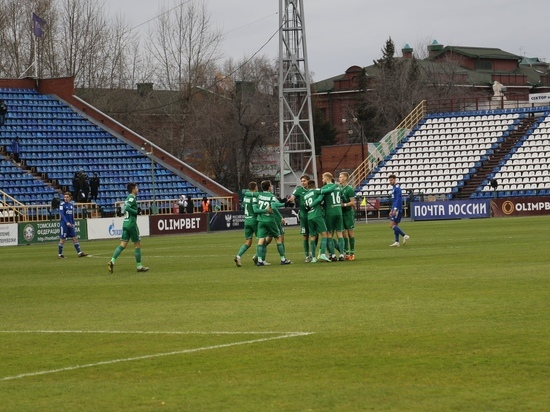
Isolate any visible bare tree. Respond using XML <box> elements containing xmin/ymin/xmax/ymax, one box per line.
<box><xmin>182</xmin><ymin>55</ymin><xmax>279</xmax><ymax>191</ymax></box>
<box><xmin>147</xmin><ymin>0</ymin><xmax>222</xmax><ymax>95</ymax></box>
<box><xmin>0</xmin><ymin>0</ymin><xmax>54</xmax><ymax>77</ymax></box>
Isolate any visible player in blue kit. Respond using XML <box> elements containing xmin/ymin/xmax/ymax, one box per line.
<box><xmin>58</xmin><ymin>192</ymin><xmax>88</xmax><ymax>258</ymax></box>
<box><xmin>388</xmin><ymin>174</ymin><xmax>410</xmax><ymax>247</ymax></box>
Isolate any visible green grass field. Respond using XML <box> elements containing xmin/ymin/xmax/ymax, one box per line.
<box><xmin>1</xmin><ymin>216</ymin><xmax>549</xmax><ymax>411</ymax></box>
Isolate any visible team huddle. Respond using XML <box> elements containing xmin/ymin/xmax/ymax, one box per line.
<box><xmin>57</xmin><ymin>175</ymin><xmax>408</xmax><ymax>270</ymax></box>
<box><xmin>234</xmin><ymin>172</ymin><xmax>357</xmax><ymax>266</ymax></box>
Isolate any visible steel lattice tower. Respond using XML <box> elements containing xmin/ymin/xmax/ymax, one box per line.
<box><xmin>278</xmin><ymin>0</ymin><xmax>317</xmax><ymax>197</ymax></box>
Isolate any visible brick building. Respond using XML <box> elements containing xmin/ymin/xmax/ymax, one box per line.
<box><xmin>312</xmin><ymin>41</ymin><xmax>550</xmax><ymax>146</ymax></box>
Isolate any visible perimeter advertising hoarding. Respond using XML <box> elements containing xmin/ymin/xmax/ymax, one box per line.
<box><xmin>491</xmin><ymin>197</ymin><xmax>550</xmax><ymax>217</ymax></box>
<box><xmin>208</xmin><ymin>209</ymin><xmax>301</xmax><ymax>232</ymax></box>
<box><xmin>18</xmin><ymin>219</ymin><xmax>87</xmax><ymax>244</ymax></box>
<box><xmin>87</xmin><ymin>216</ymin><xmax>150</xmax><ymax>240</ymax></box>
<box><xmin>209</xmin><ymin>211</ymin><xmax>245</xmax><ymax>231</ymax></box>
<box><xmin>149</xmin><ymin>214</ymin><xmax>207</xmax><ymax>235</ymax></box>
<box><xmin>411</xmin><ymin>199</ymin><xmax>490</xmax><ymax>221</ymax></box>
<box><xmin>0</xmin><ymin>223</ymin><xmax>18</xmax><ymax>246</ymax></box>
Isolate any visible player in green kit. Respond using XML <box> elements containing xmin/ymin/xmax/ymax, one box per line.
<box><xmin>339</xmin><ymin>172</ymin><xmax>356</xmax><ymax>260</ymax></box>
<box><xmin>289</xmin><ymin>174</ymin><xmax>311</xmax><ymax>262</ymax></box>
<box><xmin>321</xmin><ymin>172</ymin><xmax>345</xmax><ymax>261</ymax></box>
<box><xmin>234</xmin><ymin>182</ymin><xmax>259</xmax><ymax>267</ymax></box>
<box><xmin>108</xmin><ymin>182</ymin><xmax>149</xmax><ymax>273</ymax></box>
<box><xmin>303</xmin><ymin>179</ymin><xmax>337</xmax><ymax>262</ymax></box>
<box><xmin>253</xmin><ymin>180</ymin><xmax>291</xmax><ymax>266</ymax></box>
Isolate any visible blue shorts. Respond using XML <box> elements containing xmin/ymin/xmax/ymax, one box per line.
<box><xmin>60</xmin><ymin>224</ymin><xmax>76</xmax><ymax>239</ymax></box>
<box><xmin>390</xmin><ymin>210</ymin><xmax>402</xmax><ymax>224</ymax></box>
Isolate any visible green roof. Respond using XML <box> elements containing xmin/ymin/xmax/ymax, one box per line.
<box><xmin>430</xmin><ymin>46</ymin><xmax>522</xmax><ymax>61</ymax></box>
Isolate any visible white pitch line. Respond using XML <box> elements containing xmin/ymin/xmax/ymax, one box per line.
<box><xmin>0</xmin><ymin>332</ymin><xmax>313</xmax><ymax>382</ymax></box>
<box><xmin>0</xmin><ymin>330</ymin><xmax>308</xmax><ymax>335</ymax></box>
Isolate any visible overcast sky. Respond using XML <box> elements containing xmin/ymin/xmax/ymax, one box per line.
<box><xmin>111</xmin><ymin>0</ymin><xmax>549</xmax><ymax>82</ymax></box>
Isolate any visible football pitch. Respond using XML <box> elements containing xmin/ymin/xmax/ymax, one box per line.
<box><xmin>1</xmin><ymin>216</ymin><xmax>549</xmax><ymax>411</ymax></box>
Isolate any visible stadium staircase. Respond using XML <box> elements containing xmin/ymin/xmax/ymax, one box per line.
<box><xmin>458</xmin><ymin>116</ymin><xmax>537</xmax><ymax>198</ymax></box>
<box><xmin>356</xmin><ymin>106</ymin><xmax>550</xmax><ymax>203</ymax></box>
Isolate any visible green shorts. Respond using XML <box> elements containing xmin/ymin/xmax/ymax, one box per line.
<box><xmin>342</xmin><ymin>209</ymin><xmax>355</xmax><ymax>230</ymax></box>
<box><xmin>325</xmin><ymin>213</ymin><xmax>343</xmax><ymax>232</ymax></box>
<box><xmin>243</xmin><ymin>221</ymin><xmax>258</xmax><ymax>239</ymax></box>
<box><xmin>277</xmin><ymin>219</ymin><xmax>285</xmax><ymax>236</ymax></box>
<box><xmin>307</xmin><ymin>215</ymin><xmax>327</xmax><ymax>237</ymax></box>
<box><xmin>121</xmin><ymin>225</ymin><xmax>140</xmax><ymax>243</ymax></box>
<box><xmin>257</xmin><ymin>220</ymin><xmax>281</xmax><ymax>239</ymax></box>
<box><xmin>299</xmin><ymin>212</ymin><xmax>309</xmax><ymax>236</ymax></box>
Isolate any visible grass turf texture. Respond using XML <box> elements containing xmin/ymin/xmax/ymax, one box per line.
<box><xmin>1</xmin><ymin>216</ymin><xmax>549</xmax><ymax>411</ymax></box>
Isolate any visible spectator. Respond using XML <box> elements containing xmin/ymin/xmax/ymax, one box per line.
<box><xmin>50</xmin><ymin>193</ymin><xmax>61</xmax><ymax>220</ymax></box>
<box><xmin>173</xmin><ymin>201</ymin><xmax>179</xmax><ymax>215</ymax></box>
<box><xmin>89</xmin><ymin>173</ymin><xmax>100</xmax><ymax>201</ymax></box>
<box><xmin>10</xmin><ymin>137</ymin><xmax>21</xmax><ymax>164</ymax></box>
<box><xmin>185</xmin><ymin>195</ymin><xmax>193</xmax><ymax>213</ymax></box>
<box><xmin>72</xmin><ymin>172</ymin><xmax>81</xmax><ymax>201</ymax></box>
<box><xmin>201</xmin><ymin>196</ymin><xmax>211</xmax><ymax>213</ymax></box>
<box><xmin>0</xmin><ymin>99</ymin><xmax>7</xmax><ymax>126</ymax></box>
<box><xmin>178</xmin><ymin>195</ymin><xmax>187</xmax><ymax>214</ymax></box>
<box><xmin>78</xmin><ymin>170</ymin><xmax>89</xmax><ymax>202</ymax></box>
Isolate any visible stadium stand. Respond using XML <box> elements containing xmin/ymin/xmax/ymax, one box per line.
<box><xmin>0</xmin><ymin>87</ymin><xmax>213</xmax><ymax>215</ymax></box>
<box><xmin>358</xmin><ymin>107</ymin><xmax>550</xmax><ymax>203</ymax></box>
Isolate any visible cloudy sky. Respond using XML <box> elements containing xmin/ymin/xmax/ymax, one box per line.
<box><xmin>111</xmin><ymin>0</ymin><xmax>549</xmax><ymax>82</ymax></box>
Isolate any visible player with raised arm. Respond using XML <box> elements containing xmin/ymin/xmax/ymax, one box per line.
<box><xmin>234</xmin><ymin>182</ymin><xmax>259</xmax><ymax>267</ymax></box>
<box><xmin>339</xmin><ymin>171</ymin><xmax>356</xmax><ymax>260</ymax></box>
<box><xmin>289</xmin><ymin>174</ymin><xmax>311</xmax><ymax>262</ymax></box>
<box><xmin>303</xmin><ymin>179</ymin><xmax>337</xmax><ymax>262</ymax></box>
<box><xmin>57</xmin><ymin>192</ymin><xmax>88</xmax><ymax>258</ymax></box>
<box><xmin>108</xmin><ymin>183</ymin><xmax>149</xmax><ymax>273</ymax></box>
<box><xmin>321</xmin><ymin>172</ymin><xmax>345</xmax><ymax>261</ymax></box>
<box><xmin>388</xmin><ymin>174</ymin><xmax>410</xmax><ymax>247</ymax></box>
<box><xmin>253</xmin><ymin>180</ymin><xmax>291</xmax><ymax>266</ymax></box>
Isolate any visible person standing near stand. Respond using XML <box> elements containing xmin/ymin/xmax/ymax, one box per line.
<box><xmin>89</xmin><ymin>173</ymin><xmax>100</xmax><ymax>201</ymax></box>
<box><xmin>10</xmin><ymin>137</ymin><xmax>21</xmax><ymax>164</ymax></box>
<box><xmin>57</xmin><ymin>192</ymin><xmax>88</xmax><ymax>259</ymax></box>
<box><xmin>0</xmin><ymin>99</ymin><xmax>8</xmax><ymax>126</ymax></box>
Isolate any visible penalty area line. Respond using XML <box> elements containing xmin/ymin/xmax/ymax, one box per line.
<box><xmin>0</xmin><ymin>332</ymin><xmax>313</xmax><ymax>382</ymax></box>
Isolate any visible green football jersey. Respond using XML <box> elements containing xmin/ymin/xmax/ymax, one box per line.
<box><xmin>255</xmin><ymin>192</ymin><xmax>285</xmax><ymax>223</ymax></box>
<box><xmin>122</xmin><ymin>193</ymin><xmax>138</xmax><ymax>229</ymax></box>
<box><xmin>303</xmin><ymin>188</ymin><xmax>324</xmax><ymax>219</ymax></box>
<box><xmin>242</xmin><ymin>190</ymin><xmax>258</xmax><ymax>224</ymax></box>
<box><xmin>322</xmin><ymin>183</ymin><xmax>342</xmax><ymax>216</ymax></box>
<box><xmin>340</xmin><ymin>184</ymin><xmax>356</xmax><ymax>212</ymax></box>
<box><xmin>292</xmin><ymin>186</ymin><xmax>309</xmax><ymax>215</ymax></box>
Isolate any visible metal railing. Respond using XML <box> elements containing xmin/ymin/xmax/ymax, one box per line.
<box><xmin>0</xmin><ymin>201</ymin><xmax>100</xmax><ymax>223</ymax></box>
<box><xmin>1</xmin><ymin>194</ymin><xmax>235</xmax><ymax>223</ymax></box>
<box><xmin>114</xmin><ymin>196</ymin><xmax>235</xmax><ymax>216</ymax></box>
<box><xmin>349</xmin><ymin>100</ymin><xmax>426</xmax><ymax>188</ymax></box>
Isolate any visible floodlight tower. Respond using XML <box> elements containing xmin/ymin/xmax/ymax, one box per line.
<box><xmin>278</xmin><ymin>0</ymin><xmax>317</xmax><ymax>197</ymax></box>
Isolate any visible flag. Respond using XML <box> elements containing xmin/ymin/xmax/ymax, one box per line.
<box><xmin>33</xmin><ymin>13</ymin><xmax>47</xmax><ymax>38</ymax></box>
<box><xmin>360</xmin><ymin>197</ymin><xmax>366</xmax><ymax>207</ymax></box>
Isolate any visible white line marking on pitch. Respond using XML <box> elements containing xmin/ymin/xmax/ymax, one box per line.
<box><xmin>0</xmin><ymin>330</ymin><xmax>307</xmax><ymax>335</ymax></box>
<box><xmin>0</xmin><ymin>331</ymin><xmax>313</xmax><ymax>382</ymax></box>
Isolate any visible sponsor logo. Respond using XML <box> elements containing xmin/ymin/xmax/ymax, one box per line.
<box><xmin>502</xmin><ymin>201</ymin><xmax>515</xmax><ymax>215</ymax></box>
<box><xmin>23</xmin><ymin>224</ymin><xmax>35</xmax><ymax>242</ymax></box>
<box><xmin>108</xmin><ymin>221</ymin><xmax>123</xmax><ymax>237</ymax></box>
<box><xmin>225</xmin><ymin>214</ymin><xmax>232</xmax><ymax>228</ymax></box>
